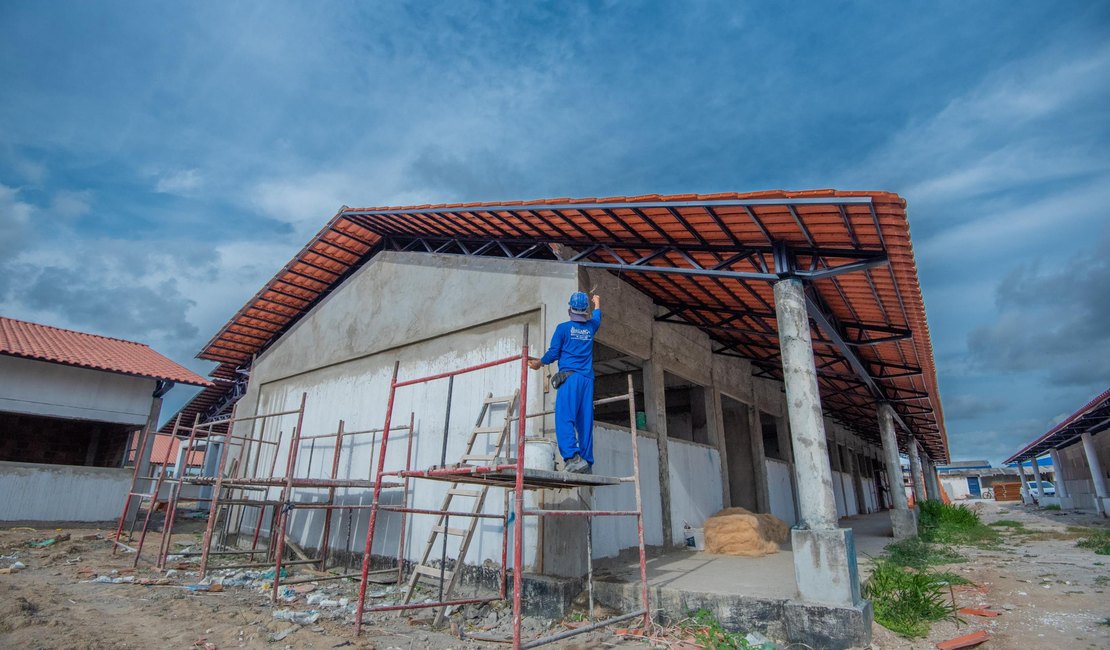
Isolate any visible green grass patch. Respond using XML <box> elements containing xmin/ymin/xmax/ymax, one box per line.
<box><xmin>1044</xmin><ymin>504</ymin><xmax>1061</xmax><ymax>510</ymax></box>
<box><xmin>885</xmin><ymin>537</ymin><xmax>965</xmax><ymax>569</ymax></box>
<box><xmin>989</xmin><ymin>519</ymin><xmax>1026</xmax><ymax>529</ymax></box>
<box><xmin>1077</xmin><ymin>530</ymin><xmax>1110</xmax><ymax>555</ymax></box>
<box><xmin>863</xmin><ymin>561</ymin><xmax>959</xmax><ymax>638</ymax></box>
<box><xmin>918</xmin><ymin>501</ymin><xmax>999</xmax><ymax>546</ymax></box>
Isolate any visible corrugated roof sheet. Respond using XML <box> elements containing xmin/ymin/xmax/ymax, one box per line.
<box><xmin>192</xmin><ymin>190</ymin><xmax>947</xmax><ymax>460</ymax></box>
<box><xmin>0</xmin><ymin>316</ymin><xmax>210</xmax><ymax>387</ymax></box>
<box><xmin>1004</xmin><ymin>387</ymin><xmax>1110</xmax><ymax>463</ymax></box>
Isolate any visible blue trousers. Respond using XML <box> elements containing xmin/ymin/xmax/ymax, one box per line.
<box><xmin>555</xmin><ymin>372</ymin><xmax>594</xmax><ymax>464</ymax></box>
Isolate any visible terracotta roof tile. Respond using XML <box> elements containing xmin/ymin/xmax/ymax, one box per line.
<box><xmin>0</xmin><ymin>316</ymin><xmax>210</xmax><ymax>387</ymax></box>
<box><xmin>189</xmin><ymin>190</ymin><xmax>947</xmax><ymax>460</ymax></box>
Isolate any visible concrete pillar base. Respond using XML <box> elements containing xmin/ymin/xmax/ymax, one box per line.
<box><xmin>889</xmin><ymin>508</ymin><xmax>917</xmax><ymax>539</ymax></box>
<box><xmin>792</xmin><ymin>528</ymin><xmax>862</xmax><ymax>607</ymax></box>
<box><xmin>784</xmin><ymin>599</ymin><xmax>873</xmax><ymax>650</ymax></box>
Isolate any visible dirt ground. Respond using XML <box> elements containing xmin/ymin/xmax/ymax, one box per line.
<box><xmin>0</xmin><ymin>521</ymin><xmax>647</xmax><ymax>650</ymax></box>
<box><xmin>1</xmin><ymin>501</ymin><xmax>1107</xmax><ymax>649</ymax></box>
<box><xmin>865</xmin><ymin>499</ymin><xmax>1110</xmax><ymax>649</ymax></box>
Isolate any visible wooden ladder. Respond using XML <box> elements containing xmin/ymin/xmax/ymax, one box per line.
<box><xmin>399</xmin><ymin>391</ymin><xmax>519</xmax><ymax>624</ymax></box>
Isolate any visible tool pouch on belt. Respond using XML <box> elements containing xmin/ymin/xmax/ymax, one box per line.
<box><xmin>550</xmin><ymin>370</ymin><xmax>573</xmax><ymax>390</ymax></box>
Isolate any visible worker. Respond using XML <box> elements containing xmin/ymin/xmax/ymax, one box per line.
<box><xmin>528</xmin><ymin>291</ymin><xmax>601</xmax><ymax>473</ymax></box>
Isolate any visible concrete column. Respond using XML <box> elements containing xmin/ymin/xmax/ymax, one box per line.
<box><xmin>850</xmin><ymin>448</ymin><xmax>866</xmax><ymax>514</ymax></box>
<box><xmin>1030</xmin><ymin>455</ymin><xmax>1043</xmax><ymax>504</ymax></box>
<box><xmin>926</xmin><ymin>460</ymin><xmax>941</xmax><ymax>501</ymax></box>
<box><xmin>879</xmin><ymin>404</ymin><xmax>915</xmax><ymax>538</ymax></box>
<box><xmin>642</xmin><ymin>358</ymin><xmax>675</xmax><ymax>546</ymax></box>
<box><xmin>1050</xmin><ymin>448</ymin><xmax>1069</xmax><ymax>499</ymax></box>
<box><xmin>1081</xmin><ymin>432</ymin><xmax>1107</xmax><ymax>517</ymax></box>
<box><xmin>908</xmin><ymin>440</ymin><xmax>926</xmax><ymax>505</ymax></box>
<box><xmin>706</xmin><ymin>388</ymin><xmax>732</xmax><ymax>509</ymax></box>
<box><xmin>1020</xmin><ymin>465</ymin><xmax>1036</xmax><ymax>504</ymax></box>
<box><xmin>774</xmin><ymin>278</ymin><xmax>861</xmax><ymax>607</ymax></box>
<box><xmin>747</xmin><ymin>399</ymin><xmax>771</xmax><ymax>514</ymax></box>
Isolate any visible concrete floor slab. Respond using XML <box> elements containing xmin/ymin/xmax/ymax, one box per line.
<box><xmin>596</xmin><ymin>510</ymin><xmax>894</xmax><ymax>599</ymax></box>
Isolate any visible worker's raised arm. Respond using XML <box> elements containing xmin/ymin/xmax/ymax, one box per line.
<box><xmin>589</xmin><ymin>294</ymin><xmax>602</xmax><ymax>326</ymax></box>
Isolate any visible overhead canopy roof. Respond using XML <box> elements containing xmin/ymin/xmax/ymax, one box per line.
<box><xmin>196</xmin><ymin>190</ymin><xmax>947</xmax><ymax>460</ymax></box>
<box><xmin>1005</xmin><ymin>388</ymin><xmax>1110</xmax><ymax>463</ymax></box>
<box><xmin>0</xmin><ymin>316</ymin><xmax>210</xmax><ymax>387</ymax></box>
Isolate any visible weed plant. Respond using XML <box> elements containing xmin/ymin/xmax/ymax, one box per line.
<box><xmin>679</xmin><ymin>609</ymin><xmax>761</xmax><ymax>649</ymax></box>
<box><xmin>1077</xmin><ymin>530</ymin><xmax>1110</xmax><ymax>555</ymax></box>
<box><xmin>863</xmin><ymin>561</ymin><xmax>959</xmax><ymax>638</ymax></box>
<box><xmin>918</xmin><ymin>500</ymin><xmax>999</xmax><ymax>546</ymax></box>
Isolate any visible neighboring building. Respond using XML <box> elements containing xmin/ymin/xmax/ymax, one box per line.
<box><xmin>133</xmin><ymin>433</ymin><xmax>205</xmax><ymax>478</ymax></box>
<box><xmin>0</xmin><ymin>317</ymin><xmax>209</xmax><ymax>521</ymax></box>
<box><xmin>167</xmin><ymin>191</ymin><xmax>949</xmax><ymax>647</ymax></box>
<box><xmin>1005</xmin><ymin>388</ymin><xmax>1110</xmax><ymax>515</ymax></box>
<box><xmin>936</xmin><ymin>460</ymin><xmax>1021</xmax><ymax>500</ymax></box>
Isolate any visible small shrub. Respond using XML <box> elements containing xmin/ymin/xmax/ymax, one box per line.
<box><xmin>863</xmin><ymin>561</ymin><xmax>959</xmax><ymax>638</ymax></box>
<box><xmin>1077</xmin><ymin>530</ymin><xmax>1110</xmax><ymax>555</ymax></box>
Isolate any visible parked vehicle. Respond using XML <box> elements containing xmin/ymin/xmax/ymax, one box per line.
<box><xmin>1025</xmin><ymin>480</ymin><xmax>1056</xmax><ymax>499</ymax></box>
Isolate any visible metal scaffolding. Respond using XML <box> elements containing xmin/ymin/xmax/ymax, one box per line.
<box><xmin>353</xmin><ymin>324</ymin><xmax>650</xmax><ymax>649</ymax></box>
<box><xmin>112</xmin><ymin>392</ymin><xmax>417</xmax><ymax>602</ymax></box>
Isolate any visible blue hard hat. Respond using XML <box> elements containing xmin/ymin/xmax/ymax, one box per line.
<box><xmin>568</xmin><ymin>291</ymin><xmax>590</xmax><ymax>313</ymax></box>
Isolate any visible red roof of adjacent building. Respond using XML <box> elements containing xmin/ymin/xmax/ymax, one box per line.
<box><xmin>0</xmin><ymin>316</ymin><xmax>210</xmax><ymax>387</ymax></box>
<box><xmin>129</xmin><ymin>433</ymin><xmax>205</xmax><ymax>466</ymax></box>
<box><xmin>189</xmin><ymin>190</ymin><xmax>948</xmax><ymax>460</ymax></box>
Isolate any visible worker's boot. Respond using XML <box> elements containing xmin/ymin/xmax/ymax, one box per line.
<box><xmin>564</xmin><ymin>454</ymin><xmax>588</xmax><ymax>473</ymax></box>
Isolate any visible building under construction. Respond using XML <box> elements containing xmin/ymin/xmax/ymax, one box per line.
<box><xmin>148</xmin><ymin>190</ymin><xmax>950</xmax><ymax>649</ymax></box>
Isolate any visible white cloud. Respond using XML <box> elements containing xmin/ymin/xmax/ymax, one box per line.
<box><xmin>49</xmin><ymin>189</ymin><xmax>93</xmax><ymax>220</ymax></box>
<box><xmin>0</xmin><ymin>184</ymin><xmax>36</xmax><ymax>256</ymax></box>
<box><xmin>155</xmin><ymin>168</ymin><xmax>203</xmax><ymax>194</ymax></box>
<box><xmin>845</xmin><ymin>44</ymin><xmax>1110</xmax><ymax>207</ymax></box>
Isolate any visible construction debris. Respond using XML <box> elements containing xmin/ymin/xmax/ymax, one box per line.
<box><xmin>935</xmin><ymin>629</ymin><xmax>991</xmax><ymax>649</ymax></box>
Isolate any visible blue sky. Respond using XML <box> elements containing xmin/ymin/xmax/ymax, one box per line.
<box><xmin>1</xmin><ymin>1</ymin><xmax>1107</xmax><ymax>463</ymax></box>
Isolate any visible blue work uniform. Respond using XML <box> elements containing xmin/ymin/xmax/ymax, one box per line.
<box><xmin>540</xmin><ymin>309</ymin><xmax>601</xmax><ymax>464</ymax></box>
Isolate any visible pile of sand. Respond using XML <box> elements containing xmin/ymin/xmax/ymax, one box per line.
<box><xmin>703</xmin><ymin>507</ymin><xmax>789</xmax><ymax>557</ymax></box>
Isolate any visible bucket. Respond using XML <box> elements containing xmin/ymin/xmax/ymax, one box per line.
<box><xmin>685</xmin><ymin>528</ymin><xmax>705</xmax><ymax>551</ymax></box>
<box><xmin>523</xmin><ymin>438</ymin><xmax>556</xmax><ymax>471</ymax></box>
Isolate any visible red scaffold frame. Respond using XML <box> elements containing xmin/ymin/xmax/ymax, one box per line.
<box><xmin>352</xmin><ymin>324</ymin><xmax>651</xmax><ymax>649</ymax></box>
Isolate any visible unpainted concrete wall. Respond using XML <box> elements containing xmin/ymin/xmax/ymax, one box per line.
<box><xmin>231</xmin><ymin>252</ymin><xmax>578</xmax><ymax>569</ymax></box>
<box><xmin>0</xmin><ymin>355</ymin><xmax>154</xmax><ymax>425</ymax></box>
<box><xmin>0</xmin><ymin>460</ymin><xmax>130</xmax><ymax>521</ymax></box>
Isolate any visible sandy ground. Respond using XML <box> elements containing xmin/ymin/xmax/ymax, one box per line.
<box><xmin>1</xmin><ymin>501</ymin><xmax>1107</xmax><ymax>649</ymax></box>
<box><xmin>865</xmin><ymin>499</ymin><xmax>1110</xmax><ymax>649</ymax></box>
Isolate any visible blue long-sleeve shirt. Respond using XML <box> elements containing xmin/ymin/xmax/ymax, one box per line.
<box><xmin>540</xmin><ymin>309</ymin><xmax>601</xmax><ymax>373</ymax></box>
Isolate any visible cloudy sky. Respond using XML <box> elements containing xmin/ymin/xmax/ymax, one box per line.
<box><xmin>1</xmin><ymin>2</ymin><xmax>1107</xmax><ymax>463</ymax></box>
